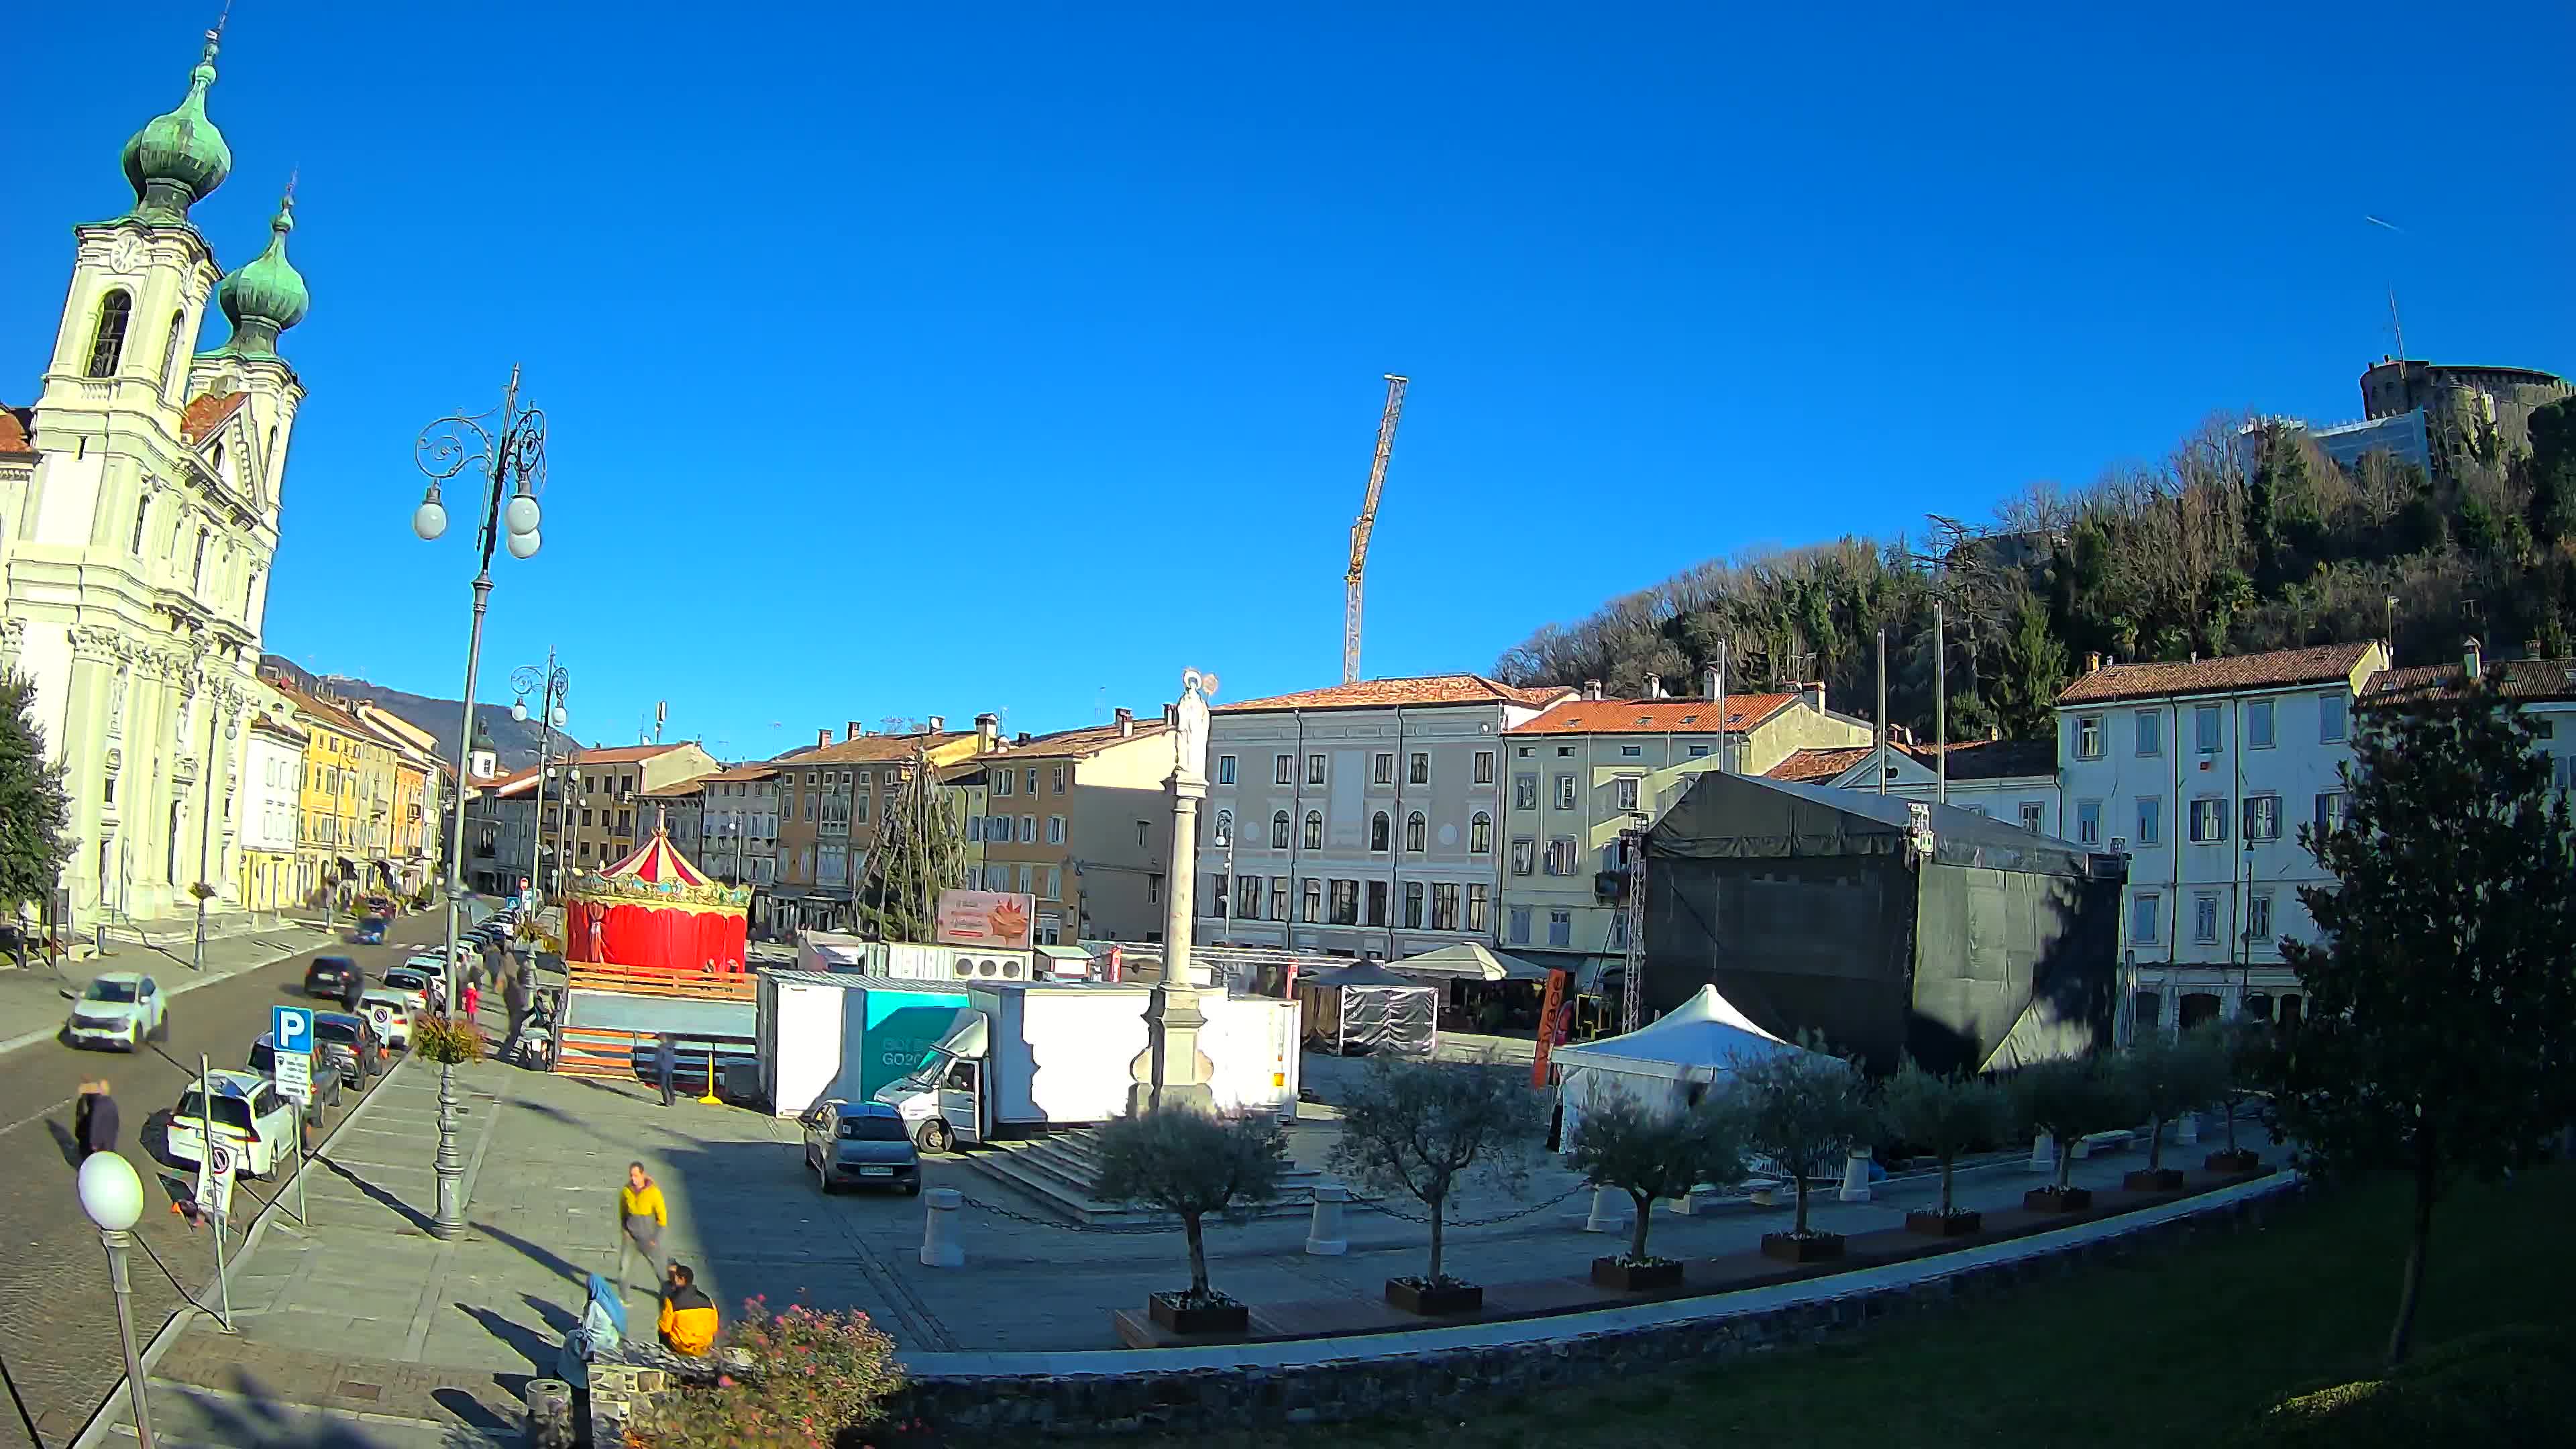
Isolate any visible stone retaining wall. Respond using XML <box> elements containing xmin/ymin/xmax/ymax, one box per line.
<box><xmin>896</xmin><ymin>1179</ymin><xmax>2304</xmax><ymax>1436</ymax></box>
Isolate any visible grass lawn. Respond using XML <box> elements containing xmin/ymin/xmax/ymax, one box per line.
<box><xmin>1124</xmin><ymin>1165</ymin><xmax>2576</xmax><ymax>1448</ymax></box>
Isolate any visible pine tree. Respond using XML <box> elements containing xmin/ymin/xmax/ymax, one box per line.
<box><xmin>853</xmin><ymin>748</ymin><xmax>969</xmax><ymax>942</ymax></box>
<box><xmin>0</xmin><ymin>669</ymin><xmax>74</xmax><ymax>917</ymax></box>
<box><xmin>2259</xmin><ymin>679</ymin><xmax>2576</xmax><ymax>1367</ymax></box>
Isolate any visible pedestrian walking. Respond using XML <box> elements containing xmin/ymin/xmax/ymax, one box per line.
<box><xmin>657</xmin><ymin>1033</ymin><xmax>676</xmax><ymax>1108</ymax></box>
<box><xmin>614</xmin><ymin>1163</ymin><xmax>667</xmax><ymax>1294</ymax></box>
<box><xmin>76</xmin><ymin>1079</ymin><xmax>119</xmax><ymax>1161</ymax></box>
<box><xmin>460</xmin><ymin>979</ymin><xmax>481</xmax><ymax>1022</ymax></box>
<box><xmin>504</xmin><ymin>969</ymin><xmax>531</xmax><ymax>1044</ymax></box>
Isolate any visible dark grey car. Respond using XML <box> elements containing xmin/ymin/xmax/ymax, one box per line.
<box><xmin>801</xmin><ymin>1101</ymin><xmax>922</xmax><ymax>1196</ymax></box>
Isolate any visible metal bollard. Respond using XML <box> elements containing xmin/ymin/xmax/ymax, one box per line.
<box><xmin>2030</xmin><ymin>1132</ymin><xmax>2055</xmax><ymax>1173</ymax></box>
<box><xmin>1584</xmin><ymin>1185</ymin><xmax>1627</xmax><ymax>1234</ymax></box>
<box><xmin>524</xmin><ymin>1378</ymin><xmax>574</xmax><ymax>1449</ymax></box>
<box><xmin>1837</xmin><ymin>1146</ymin><xmax>1873</xmax><ymax>1203</ymax></box>
<box><xmin>917</xmin><ymin>1187</ymin><xmax>965</xmax><ymax>1268</ymax></box>
<box><xmin>1304</xmin><ymin>1184</ymin><xmax>1349</xmax><ymax>1256</ymax></box>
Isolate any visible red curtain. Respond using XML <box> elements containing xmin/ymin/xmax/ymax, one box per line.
<box><xmin>585</xmin><ymin>902</ymin><xmax>747</xmax><ymax>973</ymax></box>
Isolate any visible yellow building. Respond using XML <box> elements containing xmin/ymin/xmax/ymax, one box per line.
<box><xmin>272</xmin><ymin>680</ymin><xmax>402</xmax><ymax>909</ymax></box>
<box><xmin>240</xmin><ymin>678</ymin><xmax>307</xmax><ymax>914</ymax></box>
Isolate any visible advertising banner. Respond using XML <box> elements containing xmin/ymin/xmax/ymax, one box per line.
<box><xmin>936</xmin><ymin>889</ymin><xmax>1036</xmax><ymax>947</ymax></box>
<box><xmin>1530</xmin><ymin>969</ymin><xmax>1572</xmax><ymax>1089</ymax></box>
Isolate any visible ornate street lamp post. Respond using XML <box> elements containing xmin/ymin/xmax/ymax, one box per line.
<box><xmin>512</xmin><ymin>653</ymin><xmax>570</xmax><ymax>899</ymax></box>
<box><xmin>78</xmin><ymin>1152</ymin><xmax>156</xmax><ymax>1448</ymax></box>
<box><xmin>412</xmin><ymin>366</ymin><xmax>546</xmax><ymax>1240</ymax></box>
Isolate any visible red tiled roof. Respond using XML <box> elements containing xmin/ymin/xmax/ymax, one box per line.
<box><xmin>0</xmin><ymin>406</ymin><xmax>33</xmax><ymax>457</ymax></box>
<box><xmin>559</xmin><ymin>742</ymin><xmax>702</xmax><ymax>765</ymax></box>
<box><xmin>180</xmin><ymin>392</ymin><xmax>247</xmax><ymax>445</ymax></box>
<box><xmin>470</xmin><ymin>765</ymin><xmax>541</xmax><ymax>797</ymax></box>
<box><xmin>1768</xmin><ymin>746</ymin><xmax>1874</xmax><ymax>784</ymax></box>
<box><xmin>991</xmin><ymin>718</ymin><xmax>1172</xmax><ymax>760</ymax></box>
<box><xmin>699</xmin><ymin>763</ymin><xmax>782</xmax><ymax>783</ymax></box>
<box><xmin>1218</xmin><ymin>675</ymin><xmax>1574</xmax><ymax>713</ymax></box>
<box><xmin>2055</xmin><ymin>643</ymin><xmax>2378</xmax><ymax>706</ymax></box>
<box><xmin>779</xmin><ymin>731</ymin><xmax>967</xmax><ymax>765</ymax></box>
<box><xmin>1508</xmin><ymin>693</ymin><xmax>1797</xmax><ymax>736</ymax></box>
<box><xmin>2367</xmin><ymin>657</ymin><xmax>2576</xmax><ymax>705</ymax></box>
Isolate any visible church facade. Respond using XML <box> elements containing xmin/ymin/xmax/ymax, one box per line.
<box><xmin>0</xmin><ymin>30</ymin><xmax>311</xmax><ymax>926</ymax></box>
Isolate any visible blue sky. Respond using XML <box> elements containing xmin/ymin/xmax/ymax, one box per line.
<box><xmin>7</xmin><ymin>2</ymin><xmax>2569</xmax><ymax>760</ymax></box>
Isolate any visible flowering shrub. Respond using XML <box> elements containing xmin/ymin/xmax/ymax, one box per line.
<box><xmin>629</xmin><ymin>1299</ymin><xmax>906</xmax><ymax>1449</ymax></box>
<box><xmin>411</xmin><ymin>1013</ymin><xmax>486</xmax><ymax>1065</ymax></box>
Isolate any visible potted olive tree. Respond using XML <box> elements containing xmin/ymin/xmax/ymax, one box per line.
<box><xmin>2011</xmin><ymin>1055</ymin><xmax>2139</xmax><ymax>1212</ymax></box>
<box><xmin>1567</xmin><ymin>1086</ymin><xmax>1752</xmax><ymax>1291</ymax></box>
<box><xmin>2199</xmin><ymin>1021</ymin><xmax>2266</xmax><ymax>1175</ymax></box>
<box><xmin>1093</xmin><ymin>1107</ymin><xmax>1289</xmax><ymax>1336</ymax></box>
<box><xmin>2121</xmin><ymin>1029</ymin><xmax>2226</xmax><ymax>1191</ymax></box>
<box><xmin>1879</xmin><ymin>1058</ymin><xmax>2006</xmax><ymax>1236</ymax></box>
<box><xmin>1327</xmin><ymin>1057</ymin><xmax>1548</xmax><ymax>1316</ymax></box>
<box><xmin>1739</xmin><ymin>1049</ymin><xmax>1876</xmax><ymax>1264</ymax></box>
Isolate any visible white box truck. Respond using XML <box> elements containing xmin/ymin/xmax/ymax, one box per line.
<box><xmin>869</xmin><ymin>983</ymin><xmax>1302</xmax><ymax>1150</ymax></box>
<box><xmin>756</xmin><ymin>971</ymin><xmax>981</xmax><ymax>1119</ymax></box>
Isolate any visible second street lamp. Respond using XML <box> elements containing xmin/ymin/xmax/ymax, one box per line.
<box><xmin>513</xmin><ymin>653</ymin><xmax>571</xmax><ymax>900</ymax></box>
<box><xmin>413</xmin><ymin>365</ymin><xmax>547</xmax><ymax>1240</ymax></box>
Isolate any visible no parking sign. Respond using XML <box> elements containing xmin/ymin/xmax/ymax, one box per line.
<box><xmin>193</xmin><ymin>1139</ymin><xmax>236</xmax><ymax>1222</ymax></box>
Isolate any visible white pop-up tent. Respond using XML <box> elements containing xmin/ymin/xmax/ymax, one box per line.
<box><xmin>1550</xmin><ymin>983</ymin><xmax>1827</xmax><ymax>1152</ymax></box>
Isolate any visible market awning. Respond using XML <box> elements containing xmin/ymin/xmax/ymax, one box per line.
<box><xmin>1386</xmin><ymin>942</ymin><xmax>1551</xmax><ymax>982</ymax></box>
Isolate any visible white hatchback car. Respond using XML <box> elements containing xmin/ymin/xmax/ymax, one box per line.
<box><xmin>357</xmin><ymin>987</ymin><xmax>415</xmax><ymax>1049</ymax></box>
<box><xmin>166</xmin><ymin>1069</ymin><xmax>299</xmax><ymax>1179</ymax></box>
<box><xmin>63</xmin><ymin>972</ymin><xmax>167</xmax><ymax>1052</ymax></box>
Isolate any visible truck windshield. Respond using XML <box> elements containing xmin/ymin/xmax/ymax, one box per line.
<box><xmin>839</xmin><ymin>1116</ymin><xmax>909</xmax><ymax>1142</ymax></box>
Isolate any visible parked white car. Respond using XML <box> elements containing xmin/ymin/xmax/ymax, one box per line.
<box><xmin>357</xmin><ymin>987</ymin><xmax>415</xmax><ymax>1049</ymax></box>
<box><xmin>166</xmin><ymin>1069</ymin><xmax>298</xmax><ymax>1178</ymax></box>
<box><xmin>62</xmin><ymin>972</ymin><xmax>167</xmax><ymax>1052</ymax></box>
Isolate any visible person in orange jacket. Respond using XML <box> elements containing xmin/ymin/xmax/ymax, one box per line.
<box><xmin>657</xmin><ymin>1262</ymin><xmax>718</xmax><ymax>1356</ymax></box>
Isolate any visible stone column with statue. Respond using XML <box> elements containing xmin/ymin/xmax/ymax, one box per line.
<box><xmin>1129</xmin><ymin>668</ymin><xmax>1220</xmax><ymax>1116</ymax></box>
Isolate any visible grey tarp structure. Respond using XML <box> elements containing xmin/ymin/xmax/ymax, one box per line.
<box><xmin>1297</xmin><ymin>961</ymin><xmax>1438</xmax><ymax>1057</ymax></box>
<box><xmin>1644</xmin><ymin>771</ymin><xmax>2122</xmax><ymax>1075</ymax></box>
<box><xmin>1386</xmin><ymin>943</ymin><xmax>1552</xmax><ymax>982</ymax></box>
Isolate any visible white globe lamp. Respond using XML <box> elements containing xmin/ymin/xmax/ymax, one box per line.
<box><xmin>78</xmin><ymin>1152</ymin><xmax>144</xmax><ymax>1232</ymax></box>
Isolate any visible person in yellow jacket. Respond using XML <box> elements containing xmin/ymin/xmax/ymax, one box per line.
<box><xmin>657</xmin><ymin>1262</ymin><xmax>718</xmax><ymax>1356</ymax></box>
<box><xmin>616</xmin><ymin>1163</ymin><xmax>667</xmax><ymax>1294</ymax></box>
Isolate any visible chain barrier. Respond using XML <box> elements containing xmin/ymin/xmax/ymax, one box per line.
<box><xmin>1345</xmin><ymin>1184</ymin><xmax>1584</xmax><ymax>1228</ymax></box>
<box><xmin>130</xmin><ymin>1233</ymin><xmax>221</xmax><ymax>1317</ymax></box>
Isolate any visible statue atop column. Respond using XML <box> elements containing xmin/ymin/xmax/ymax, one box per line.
<box><xmin>1129</xmin><ymin>667</ymin><xmax>1220</xmax><ymax>1115</ymax></box>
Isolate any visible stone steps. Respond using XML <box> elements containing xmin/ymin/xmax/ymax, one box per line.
<box><xmin>963</xmin><ymin>1126</ymin><xmax>1324</xmax><ymax>1226</ymax></box>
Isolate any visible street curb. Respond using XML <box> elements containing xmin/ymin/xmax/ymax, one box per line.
<box><xmin>66</xmin><ymin>1049</ymin><xmax>424</xmax><ymax>1449</ymax></box>
<box><xmin>0</xmin><ymin>929</ymin><xmax>336</xmax><ymax>1059</ymax></box>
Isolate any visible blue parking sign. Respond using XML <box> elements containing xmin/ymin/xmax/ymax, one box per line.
<box><xmin>273</xmin><ymin>1004</ymin><xmax>315</xmax><ymax>1055</ymax></box>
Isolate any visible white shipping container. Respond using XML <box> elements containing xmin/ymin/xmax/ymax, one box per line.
<box><xmin>1201</xmin><ymin>994</ymin><xmax>1302</xmax><ymax>1120</ymax></box>
<box><xmin>757</xmin><ymin>971</ymin><xmax>977</xmax><ymax>1118</ymax></box>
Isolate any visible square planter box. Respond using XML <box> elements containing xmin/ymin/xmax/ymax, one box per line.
<box><xmin>1385</xmin><ymin>1278</ymin><xmax>1483</xmax><ymax>1316</ymax></box>
<box><xmin>1760</xmin><ymin>1232</ymin><xmax>1846</xmax><ymax>1264</ymax></box>
<box><xmin>1146</xmin><ymin>1292</ymin><xmax>1248</xmax><ymax>1336</ymax></box>
<box><xmin>2123</xmin><ymin>1167</ymin><xmax>2186</xmax><ymax>1193</ymax></box>
<box><xmin>2023</xmin><ymin>1186</ymin><xmax>2093</xmax><ymax>1213</ymax></box>
<box><xmin>1905</xmin><ymin>1210</ymin><xmax>1984</xmax><ymax>1238</ymax></box>
<box><xmin>2204</xmin><ymin>1149</ymin><xmax>2263</xmax><ymax>1175</ymax></box>
<box><xmin>1591</xmin><ymin>1256</ymin><xmax>1685</xmax><ymax>1293</ymax></box>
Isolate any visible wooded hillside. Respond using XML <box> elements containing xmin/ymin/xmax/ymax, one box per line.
<box><xmin>1494</xmin><ymin>398</ymin><xmax>2576</xmax><ymax>743</ymax></box>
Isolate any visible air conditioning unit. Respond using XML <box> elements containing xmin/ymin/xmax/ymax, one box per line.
<box><xmin>946</xmin><ymin>949</ymin><xmax>1028</xmax><ymax>981</ymax></box>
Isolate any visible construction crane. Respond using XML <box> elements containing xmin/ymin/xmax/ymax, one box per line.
<box><xmin>1343</xmin><ymin>374</ymin><xmax>1410</xmax><ymax>686</ymax></box>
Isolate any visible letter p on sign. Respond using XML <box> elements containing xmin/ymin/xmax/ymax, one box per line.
<box><xmin>274</xmin><ymin>1005</ymin><xmax>315</xmax><ymax>1056</ymax></box>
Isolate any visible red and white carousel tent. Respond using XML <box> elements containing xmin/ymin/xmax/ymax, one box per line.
<box><xmin>564</xmin><ymin>818</ymin><xmax>751</xmax><ymax>973</ymax></box>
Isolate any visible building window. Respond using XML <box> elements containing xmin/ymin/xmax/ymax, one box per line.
<box><xmin>1373</xmin><ymin>753</ymin><xmax>1394</xmax><ymax>786</ymax></box>
<box><xmin>2076</xmin><ymin>799</ymin><xmax>2101</xmax><ymax>846</ymax></box>
<box><xmin>1365</xmin><ymin>879</ymin><xmax>1387</xmax><ymax>926</ymax></box>
<box><xmin>1402</xmin><ymin>880</ymin><xmax>1424</xmax><ymax>928</ymax></box>
<box><xmin>1275</xmin><ymin>754</ymin><xmax>1293</xmax><ymax>785</ymax></box>
<box><xmin>1138</xmin><ymin>819</ymin><xmax>1152</xmax><ymax>847</ymax></box>
<box><xmin>2074</xmin><ymin>715</ymin><xmax>2104</xmax><ymax>760</ymax></box>
<box><xmin>1608</xmin><ymin>912</ymin><xmax>1629</xmax><ymax>950</ymax></box>
<box><xmin>1019</xmin><ymin>814</ymin><xmax>1036</xmax><ymax>843</ymax></box>
<box><xmin>1217</xmin><ymin>755</ymin><xmax>1236</xmax><ymax>785</ymax></box>
<box><xmin>1270</xmin><ymin>810</ymin><xmax>1291</xmax><ymax>848</ymax></box>
<box><xmin>1303</xmin><ymin>811</ymin><xmax>1324</xmax><ymax>850</ymax></box>
<box><xmin>87</xmin><ymin>289</ymin><xmax>132</xmax><ymax>377</ymax></box>
<box><xmin>2320</xmin><ymin>693</ymin><xmax>2347</xmax><ymax>743</ymax></box>
<box><xmin>2019</xmin><ymin>801</ymin><xmax>2045</xmax><ymax>833</ymax></box>
<box><xmin>191</xmin><ymin>528</ymin><xmax>209</xmax><ymax>590</ymax></box>
<box><xmin>2313</xmin><ymin>791</ymin><xmax>2345</xmax><ymax>837</ymax></box>
<box><xmin>1370</xmin><ymin>811</ymin><xmax>1391</xmax><ymax>852</ymax></box>
<box><xmin>1547</xmin><ymin>909</ymin><xmax>1572</xmax><ymax>947</ymax></box>
<box><xmin>1431</xmin><ymin>883</ymin><xmax>1460</xmax><ymax>930</ymax></box>
<box><xmin>1554</xmin><ymin>774</ymin><xmax>1577</xmax><ymax>810</ymax></box>
<box><xmin>1466</xmin><ymin>882</ymin><xmax>1489</xmax><ymax>932</ymax></box>
<box><xmin>1544</xmin><ymin>837</ymin><xmax>1577</xmax><ymax>875</ymax></box>
<box><xmin>1405</xmin><ymin>811</ymin><xmax>1426</xmax><ymax>852</ymax></box>
<box><xmin>1617</xmin><ymin>744</ymin><xmax>1642</xmax><ymax>759</ymax></box>
<box><xmin>1301</xmin><ymin>879</ymin><xmax>1323</xmax><ymax>923</ymax></box>
<box><xmin>1269</xmin><ymin>879</ymin><xmax>1288</xmax><ymax>920</ymax></box>
<box><xmin>2247</xmin><ymin>891</ymin><xmax>2274</xmax><ymax>942</ymax></box>
<box><xmin>1510</xmin><ymin>837</ymin><xmax>1535</xmax><ymax>875</ymax></box>
<box><xmin>2135</xmin><ymin>797</ymin><xmax>2162</xmax><ymax>847</ymax></box>
<box><xmin>1507</xmin><ymin>905</ymin><xmax>1532</xmax><ymax>945</ymax></box>
<box><xmin>2189</xmin><ymin>797</ymin><xmax>2228</xmax><ymax>844</ymax></box>
<box><xmin>1330</xmin><ymin>879</ymin><xmax>1359</xmax><ymax>925</ymax></box>
<box><xmin>2192</xmin><ymin>892</ymin><xmax>2220</xmax><ymax>945</ymax></box>
<box><xmin>1613</xmin><ymin>777</ymin><xmax>1640</xmax><ymax>813</ymax></box>
<box><xmin>1017</xmin><ymin>865</ymin><xmax>1036</xmax><ymax>894</ymax></box>
<box><xmin>1473</xmin><ymin>751</ymin><xmax>1495</xmax><ymax>784</ymax></box>
<box><xmin>1687</xmin><ymin>743</ymin><xmax>1711</xmax><ymax>759</ymax></box>
<box><xmin>1469</xmin><ymin>812</ymin><xmax>1492</xmax><ymax>853</ymax></box>
<box><xmin>2130</xmin><ymin>892</ymin><xmax>2161</xmax><ymax>945</ymax></box>
<box><xmin>1513</xmin><ymin>774</ymin><xmax>1538</xmax><ymax>810</ymax></box>
<box><xmin>2243</xmin><ymin>794</ymin><xmax>2282</xmax><ymax>842</ymax></box>
<box><xmin>1305</xmin><ymin>753</ymin><xmax>1326</xmax><ymax>786</ymax></box>
<box><xmin>1051</xmin><ymin>765</ymin><xmax>1067</xmax><ymax>792</ymax></box>
<box><xmin>1213</xmin><ymin>809</ymin><xmax>1232</xmax><ymax>847</ymax></box>
<box><xmin>1401</xmin><ymin>752</ymin><xmax>1426</xmax><ymax>786</ymax></box>
<box><xmin>129</xmin><ymin>495</ymin><xmax>150</xmax><ymax>554</ymax></box>
<box><xmin>1046</xmin><ymin>814</ymin><xmax>1067</xmax><ymax>845</ymax></box>
<box><xmin>2247</xmin><ymin>700</ymin><xmax>2276</xmax><ymax>750</ymax></box>
<box><xmin>994</xmin><ymin>770</ymin><xmax>1012</xmax><ymax>797</ymax></box>
<box><xmin>2192</xmin><ymin>704</ymin><xmax>2221</xmax><ymax>754</ymax></box>
<box><xmin>2135</xmin><ymin>710</ymin><xmax>2161</xmax><ymax>757</ymax></box>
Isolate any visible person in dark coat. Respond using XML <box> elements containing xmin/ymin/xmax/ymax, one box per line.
<box><xmin>504</xmin><ymin>967</ymin><xmax>532</xmax><ymax>1044</ymax></box>
<box><xmin>77</xmin><ymin>1079</ymin><xmax>119</xmax><ymax>1161</ymax></box>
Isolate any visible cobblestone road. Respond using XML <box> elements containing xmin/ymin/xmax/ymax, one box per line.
<box><xmin>0</xmin><ymin>914</ymin><xmax>447</xmax><ymax>1448</ymax></box>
